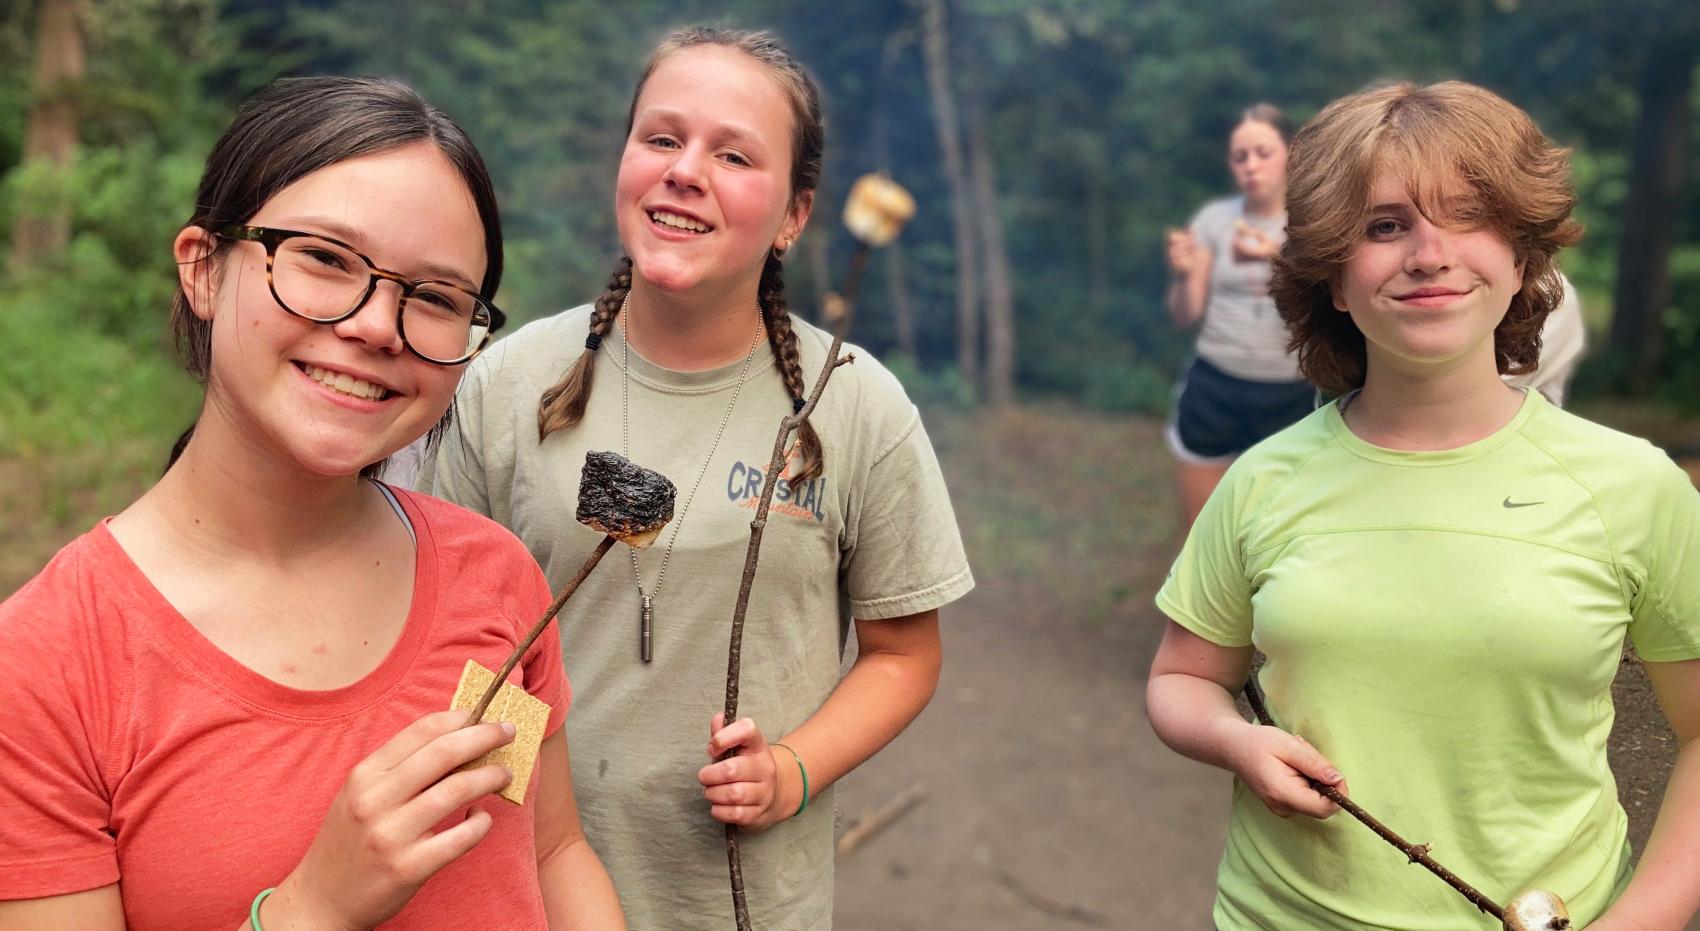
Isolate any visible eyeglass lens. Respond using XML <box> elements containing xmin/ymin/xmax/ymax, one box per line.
<box><xmin>270</xmin><ymin>235</ymin><xmax>490</xmax><ymax>362</ymax></box>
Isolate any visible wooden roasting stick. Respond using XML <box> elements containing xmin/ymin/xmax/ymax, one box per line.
<box><xmin>1243</xmin><ymin>678</ymin><xmax>1574</xmax><ymax>931</ymax></box>
<box><xmin>462</xmin><ymin>451</ymin><xmax>676</xmax><ymax>727</ymax></box>
<box><xmin>720</xmin><ymin>173</ymin><xmax>917</xmax><ymax>931</ymax></box>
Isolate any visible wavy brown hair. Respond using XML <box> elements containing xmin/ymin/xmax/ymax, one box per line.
<box><xmin>538</xmin><ymin>27</ymin><xmax>828</xmax><ymax>482</ymax></box>
<box><xmin>1270</xmin><ymin>81</ymin><xmax>1582</xmax><ymax>395</ymax></box>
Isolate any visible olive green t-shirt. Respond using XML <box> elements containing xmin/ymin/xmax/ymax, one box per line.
<box><xmin>422</xmin><ymin>305</ymin><xmax>973</xmax><ymax>930</ymax></box>
<box><xmin>1157</xmin><ymin>390</ymin><xmax>1700</xmax><ymax>930</ymax></box>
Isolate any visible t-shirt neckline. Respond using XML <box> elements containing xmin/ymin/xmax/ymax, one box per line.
<box><xmin>91</xmin><ymin>485</ymin><xmax>438</xmax><ymax>720</ymax></box>
<box><xmin>1235</xmin><ymin>195</ymin><xmax>1286</xmax><ymax>228</ymax></box>
<box><xmin>606</xmin><ymin>307</ymin><xmax>778</xmax><ymax>395</ymax></box>
<box><xmin>1325</xmin><ymin>387</ymin><xmax>1544</xmax><ymax>466</ymax></box>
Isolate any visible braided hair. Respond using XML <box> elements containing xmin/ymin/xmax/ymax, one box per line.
<box><xmin>759</xmin><ymin>251</ymin><xmax>824</xmax><ymax>482</ymax></box>
<box><xmin>537</xmin><ymin>257</ymin><xmax>630</xmax><ymax>440</ymax></box>
<box><xmin>536</xmin><ymin>27</ymin><xmax>827</xmax><ymax>482</ymax></box>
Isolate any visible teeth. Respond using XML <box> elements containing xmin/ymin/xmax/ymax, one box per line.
<box><xmin>304</xmin><ymin>364</ymin><xmax>389</xmax><ymax>401</ymax></box>
<box><xmin>650</xmin><ymin>210</ymin><xmax>710</xmax><ymax>233</ymax></box>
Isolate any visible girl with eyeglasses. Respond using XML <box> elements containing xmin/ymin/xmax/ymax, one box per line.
<box><xmin>0</xmin><ymin>78</ymin><xmax>624</xmax><ymax>929</ymax></box>
<box><xmin>420</xmin><ymin>27</ymin><xmax>973</xmax><ymax>929</ymax></box>
<box><xmin>1148</xmin><ymin>82</ymin><xmax>1700</xmax><ymax>931</ymax></box>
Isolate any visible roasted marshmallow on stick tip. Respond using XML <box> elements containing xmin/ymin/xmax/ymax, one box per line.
<box><xmin>461</xmin><ymin>451</ymin><xmax>676</xmax><ymax>726</ymax></box>
<box><xmin>843</xmin><ymin>172</ymin><xmax>917</xmax><ymax>247</ymax></box>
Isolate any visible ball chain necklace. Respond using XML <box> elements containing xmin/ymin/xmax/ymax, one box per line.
<box><xmin>620</xmin><ymin>293</ymin><xmax>764</xmax><ymax>662</ymax></box>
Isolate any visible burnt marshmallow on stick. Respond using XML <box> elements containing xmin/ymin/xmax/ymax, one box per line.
<box><xmin>462</xmin><ymin>451</ymin><xmax>675</xmax><ymax>727</ymax></box>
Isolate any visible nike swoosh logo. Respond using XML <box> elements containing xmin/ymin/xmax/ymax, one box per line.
<box><xmin>1503</xmin><ymin>497</ymin><xmax>1544</xmax><ymax>508</ymax></box>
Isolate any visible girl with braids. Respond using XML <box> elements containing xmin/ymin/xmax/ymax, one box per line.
<box><xmin>0</xmin><ymin>78</ymin><xmax>623</xmax><ymax>928</ymax></box>
<box><xmin>421</xmin><ymin>27</ymin><xmax>972</xmax><ymax>929</ymax></box>
<box><xmin>1148</xmin><ymin>82</ymin><xmax>1700</xmax><ymax>930</ymax></box>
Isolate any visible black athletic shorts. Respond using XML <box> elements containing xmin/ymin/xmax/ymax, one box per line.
<box><xmin>1168</xmin><ymin>356</ymin><xmax>1316</xmax><ymax>461</ymax></box>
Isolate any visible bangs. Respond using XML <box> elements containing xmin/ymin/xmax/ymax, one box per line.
<box><xmin>1367</xmin><ymin>132</ymin><xmax>1498</xmax><ymax>235</ymax></box>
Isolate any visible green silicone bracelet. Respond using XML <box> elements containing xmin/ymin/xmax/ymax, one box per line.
<box><xmin>772</xmin><ymin>742</ymin><xmax>809</xmax><ymax>816</ymax></box>
<box><xmin>249</xmin><ymin>887</ymin><xmax>276</xmax><ymax>930</ymax></box>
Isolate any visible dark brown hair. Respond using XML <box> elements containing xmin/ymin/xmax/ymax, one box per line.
<box><xmin>168</xmin><ymin>76</ymin><xmax>502</xmax><ymax>474</ymax></box>
<box><xmin>536</xmin><ymin>27</ymin><xmax>828</xmax><ymax>482</ymax></box>
<box><xmin>1270</xmin><ymin>81</ymin><xmax>1582</xmax><ymax>394</ymax></box>
<box><xmin>1240</xmin><ymin>103</ymin><xmax>1292</xmax><ymax>144</ymax></box>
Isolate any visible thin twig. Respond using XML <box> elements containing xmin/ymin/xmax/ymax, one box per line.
<box><xmin>464</xmin><ymin>535</ymin><xmax>616</xmax><ymax>726</ymax></box>
<box><xmin>829</xmin><ymin>246</ymin><xmax>873</xmax><ymax>339</ymax></box>
<box><xmin>835</xmin><ymin>782</ymin><xmax>929</xmax><ymax>856</ymax></box>
<box><xmin>993</xmin><ymin>869</ymin><xmax>1113</xmax><ymax>928</ymax></box>
<box><xmin>719</xmin><ymin>338</ymin><xmax>853</xmax><ymax>931</ymax></box>
<box><xmin>1243</xmin><ymin>677</ymin><xmax>1505</xmax><ymax>922</ymax></box>
<box><xmin>721</xmin><ymin>244</ymin><xmax>872</xmax><ymax>930</ymax></box>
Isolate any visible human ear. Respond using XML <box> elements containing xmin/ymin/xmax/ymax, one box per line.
<box><xmin>777</xmin><ymin>190</ymin><xmax>815</xmax><ymax>250</ymax></box>
<box><xmin>173</xmin><ymin>226</ymin><xmax>222</xmax><ymax>322</ymax></box>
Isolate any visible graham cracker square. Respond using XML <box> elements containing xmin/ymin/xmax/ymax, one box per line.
<box><xmin>449</xmin><ymin>659</ymin><xmax>550</xmax><ymax>805</ymax></box>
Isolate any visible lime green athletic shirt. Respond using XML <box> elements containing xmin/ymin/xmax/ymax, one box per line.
<box><xmin>1156</xmin><ymin>389</ymin><xmax>1700</xmax><ymax>930</ymax></box>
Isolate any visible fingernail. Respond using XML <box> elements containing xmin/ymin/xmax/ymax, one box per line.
<box><xmin>1324</xmin><ymin>769</ymin><xmax>1342</xmax><ymax>783</ymax></box>
<box><xmin>501</xmin><ymin>722</ymin><xmax>516</xmax><ymax>738</ymax></box>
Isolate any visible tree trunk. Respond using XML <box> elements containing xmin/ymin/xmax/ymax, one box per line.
<box><xmin>875</xmin><ymin>29</ymin><xmax>917</xmax><ymax>360</ymax></box>
<box><xmin>9</xmin><ymin>0</ymin><xmax>86</xmax><ymax>273</ymax></box>
<box><xmin>884</xmin><ymin>244</ymin><xmax>917</xmax><ymax>359</ymax></box>
<box><xmin>920</xmin><ymin>0</ymin><xmax>979</xmax><ymax>393</ymax></box>
<box><xmin>1610</xmin><ymin>38</ymin><xmax>1695</xmax><ymax>392</ymax></box>
<box><xmin>966</xmin><ymin>103</ymin><xmax>1015</xmax><ymax>406</ymax></box>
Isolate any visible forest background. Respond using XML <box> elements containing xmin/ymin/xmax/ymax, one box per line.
<box><xmin>4</xmin><ymin>0</ymin><xmax>1699</xmax><ymax>533</ymax></box>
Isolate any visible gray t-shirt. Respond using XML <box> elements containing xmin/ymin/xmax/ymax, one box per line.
<box><xmin>421</xmin><ymin>305</ymin><xmax>974</xmax><ymax>930</ymax></box>
<box><xmin>1190</xmin><ymin>196</ymin><xmax>1302</xmax><ymax>382</ymax></box>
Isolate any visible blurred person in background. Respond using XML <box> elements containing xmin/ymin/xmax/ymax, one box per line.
<box><xmin>1509</xmin><ymin>271</ymin><xmax>1587</xmax><ymax>405</ymax></box>
<box><xmin>1164</xmin><ymin>104</ymin><xmax>1315</xmax><ymax>528</ymax></box>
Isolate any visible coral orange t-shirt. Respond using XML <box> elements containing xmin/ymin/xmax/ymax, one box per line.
<box><xmin>0</xmin><ymin>489</ymin><xmax>568</xmax><ymax>929</ymax></box>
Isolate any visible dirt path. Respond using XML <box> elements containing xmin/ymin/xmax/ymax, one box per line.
<box><xmin>834</xmin><ymin>408</ymin><xmax>1219</xmax><ymax>929</ymax></box>
<box><xmin>833</xmin><ymin>406</ymin><xmax>1695</xmax><ymax>931</ymax></box>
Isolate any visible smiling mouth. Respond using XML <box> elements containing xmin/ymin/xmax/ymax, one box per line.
<box><xmin>1395</xmin><ymin>288</ymin><xmax>1472</xmax><ymax>305</ymax></box>
<box><xmin>298</xmin><ymin>362</ymin><xmax>392</xmax><ymax>401</ymax></box>
<box><xmin>649</xmin><ymin>210</ymin><xmax>713</xmax><ymax>234</ymax></box>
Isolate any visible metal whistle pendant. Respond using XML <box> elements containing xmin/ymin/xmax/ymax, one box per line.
<box><xmin>640</xmin><ymin>594</ymin><xmax>654</xmax><ymax>663</ymax></box>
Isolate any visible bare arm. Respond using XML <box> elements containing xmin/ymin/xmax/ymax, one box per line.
<box><xmin>1145</xmin><ymin>621</ymin><xmax>1345</xmax><ymax>818</ymax></box>
<box><xmin>533</xmin><ymin>731</ymin><xmax>625</xmax><ymax>930</ymax></box>
<box><xmin>1164</xmin><ymin>230</ymin><xmax>1211</xmax><ymax>330</ymax></box>
<box><xmin>1590</xmin><ymin>658</ymin><xmax>1700</xmax><ymax>931</ymax></box>
<box><xmin>0</xmin><ymin>886</ymin><xmax>125</xmax><ymax>931</ymax></box>
<box><xmin>699</xmin><ymin>609</ymin><xmax>942</xmax><ymax>829</ymax></box>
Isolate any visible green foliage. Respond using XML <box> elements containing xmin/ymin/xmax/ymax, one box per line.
<box><xmin>1080</xmin><ymin>361</ymin><xmax>1174</xmax><ymax>416</ymax></box>
<box><xmin>1</xmin><ymin>0</ymin><xmax>1694</xmax><ymax>441</ymax></box>
<box><xmin>0</xmin><ymin>296</ymin><xmax>200</xmax><ymax>460</ymax></box>
<box><xmin>1656</xmin><ymin>243</ymin><xmax>1700</xmax><ymax>410</ymax></box>
<box><xmin>884</xmin><ymin>354</ymin><xmax>976</xmax><ymax>409</ymax></box>
<box><xmin>2</xmin><ymin>142</ymin><xmax>208</xmax><ymax>339</ymax></box>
